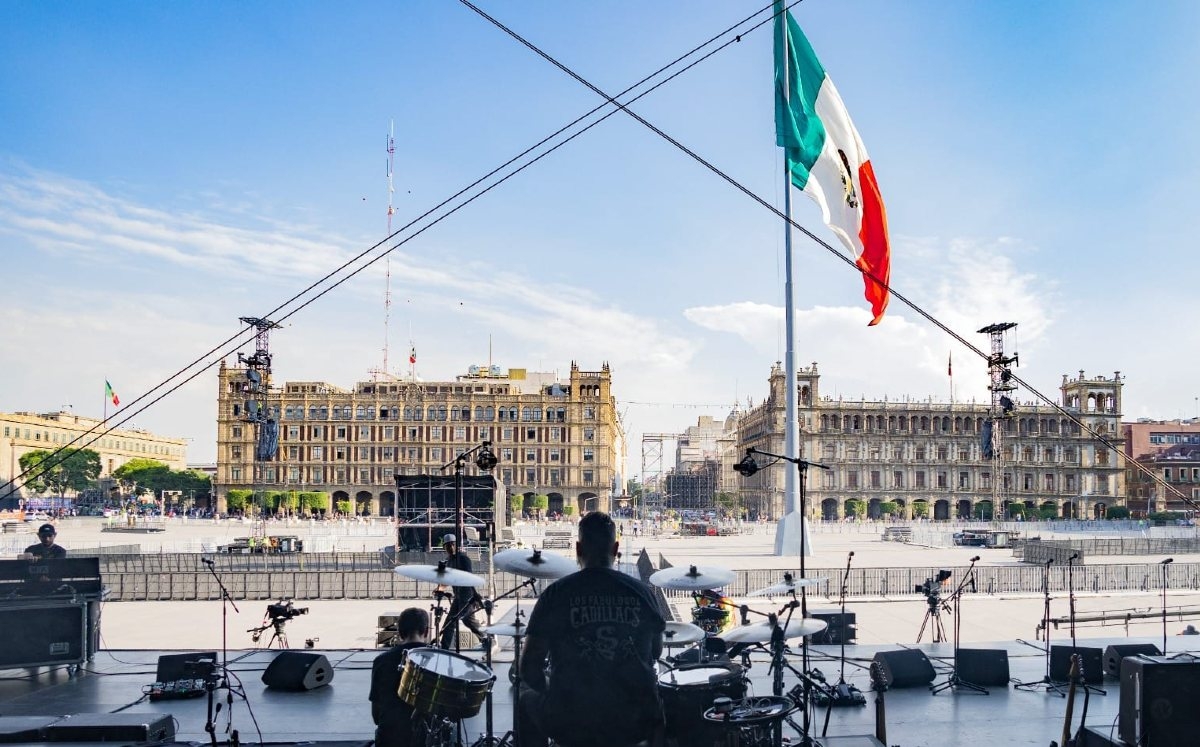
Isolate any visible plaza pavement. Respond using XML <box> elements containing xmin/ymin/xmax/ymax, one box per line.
<box><xmin>16</xmin><ymin>515</ymin><xmax>1192</xmax><ymax>651</ymax></box>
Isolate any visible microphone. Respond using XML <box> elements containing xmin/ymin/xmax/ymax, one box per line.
<box><xmin>1069</xmin><ymin>553</ymin><xmax>1079</xmax><ymax>561</ymax></box>
<box><xmin>970</xmin><ymin>556</ymin><xmax>980</xmax><ymax>563</ymax></box>
<box><xmin>1162</xmin><ymin>558</ymin><xmax>1174</xmax><ymax>565</ymax></box>
<box><xmin>740</xmin><ymin>604</ymin><xmax>749</xmax><ymax>626</ymax></box>
<box><xmin>1045</xmin><ymin>558</ymin><xmax>1054</xmax><ymax>567</ymax></box>
<box><xmin>201</xmin><ymin>558</ymin><xmax>215</xmax><ymax>566</ymax></box>
<box><xmin>848</xmin><ymin>551</ymin><xmax>855</xmax><ymax>558</ymax></box>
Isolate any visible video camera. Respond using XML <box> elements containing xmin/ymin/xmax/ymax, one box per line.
<box><xmin>266</xmin><ymin>599</ymin><xmax>309</xmax><ymax>621</ymax></box>
<box><xmin>915</xmin><ymin>570</ymin><xmax>953</xmax><ymax>608</ymax></box>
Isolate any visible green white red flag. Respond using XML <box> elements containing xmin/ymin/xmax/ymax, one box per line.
<box><xmin>774</xmin><ymin>2</ymin><xmax>892</xmax><ymax>325</ymax></box>
<box><xmin>105</xmin><ymin>380</ymin><xmax>119</xmax><ymax>407</ymax></box>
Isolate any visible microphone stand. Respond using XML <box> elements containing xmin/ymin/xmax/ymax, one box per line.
<box><xmin>204</xmin><ymin>558</ymin><xmax>240</xmax><ymax>747</ymax></box>
<box><xmin>1161</xmin><ymin>558</ymin><xmax>1174</xmax><ymax>655</ymax></box>
<box><xmin>931</xmin><ymin>557</ymin><xmax>986</xmax><ymax>695</ymax></box>
<box><xmin>1065</xmin><ymin>553</ymin><xmax>1105</xmax><ymax>696</ymax></box>
<box><xmin>1015</xmin><ymin>558</ymin><xmax>1059</xmax><ymax>694</ymax></box>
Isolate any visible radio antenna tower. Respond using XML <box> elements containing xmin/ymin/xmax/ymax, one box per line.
<box><xmin>378</xmin><ymin>119</ymin><xmax>396</xmax><ymax>380</ymax></box>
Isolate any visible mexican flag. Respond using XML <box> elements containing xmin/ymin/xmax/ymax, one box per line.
<box><xmin>105</xmin><ymin>380</ymin><xmax>120</xmax><ymax>407</ymax></box>
<box><xmin>775</xmin><ymin>2</ymin><xmax>891</xmax><ymax>325</ymax></box>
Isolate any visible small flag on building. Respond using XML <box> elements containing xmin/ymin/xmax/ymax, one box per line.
<box><xmin>409</xmin><ymin>347</ymin><xmax>417</xmax><ymax>365</ymax></box>
<box><xmin>105</xmin><ymin>380</ymin><xmax>120</xmax><ymax>407</ymax></box>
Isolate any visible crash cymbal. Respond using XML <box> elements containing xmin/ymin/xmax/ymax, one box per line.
<box><xmin>649</xmin><ymin>564</ymin><xmax>736</xmax><ymax>590</ymax></box>
<box><xmin>493</xmin><ymin>548</ymin><xmax>576</xmax><ymax>580</ymax></box>
<box><xmin>484</xmin><ymin>622</ymin><xmax>527</xmax><ymax>638</ymax></box>
<box><xmin>394</xmin><ymin>562</ymin><xmax>485</xmax><ymax>588</ymax></box>
<box><xmin>748</xmin><ymin>576</ymin><xmax>828</xmax><ymax>597</ymax></box>
<box><xmin>662</xmin><ymin>621</ymin><xmax>705</xmax><ymax>647</ymax></box>
<box><xmin>722</xmin><ymin>617</ymin><xmax>828</xmax><ymax>644</ymax></box>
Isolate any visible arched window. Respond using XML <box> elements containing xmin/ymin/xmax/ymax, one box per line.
<box><xmin>485</xmin><ymin>406</ymin><xmax>495</xmax><ymax>421</ymax></box>
<box><xmin>475</xmin><ymin>407</ymin><xmax>485</xmax><ymax>421</ymax></box>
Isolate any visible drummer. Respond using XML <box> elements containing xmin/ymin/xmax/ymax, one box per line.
<box><xmin>438</xmin><ymin>534</ymin><xmax>490</xmax><ymax>650</ymax></box>
<box><xmin>369</xmin><ymin>607</ymin><xmax>431</xmax><ymax>747</ymax></box>
<box><xmin>519</xmin><ymin>511</ymin><xmax>665</xmax><ymax>747</ymax></box>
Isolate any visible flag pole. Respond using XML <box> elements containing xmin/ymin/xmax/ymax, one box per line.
<box><xmin>774</xmin><ymin>4</ymin><xmax>810</xmax><ymax>558</ymax></box>
<box><xmin>103</xmin><ymin>378</ymin><xmax>107</xmax><ymax>426</ymax></box>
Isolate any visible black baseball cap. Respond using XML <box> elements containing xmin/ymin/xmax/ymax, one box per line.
<box><xmin>38</xmin><ymin>523</ymin><xmax>56</xmax><ymax>536</ymax></box>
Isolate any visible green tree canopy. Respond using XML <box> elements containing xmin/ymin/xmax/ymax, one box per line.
<box><xmin>509</xmin><ymin>494</ymin><xmax>525</xmax><ymax>513</ymax></box>
<box><xmin>226</xmin><ymin>489</ymin><xmax>253</xmax><ymax>512</ymax></box>
<box><xmin>19</xmin><ymin>448</ymin><xmax>101</xmax><ymax>496</ymax></box>
<box><xmin>113</xmin><ymin>459</ymin><xmax>211</xmax><ymax>500</ymax></box>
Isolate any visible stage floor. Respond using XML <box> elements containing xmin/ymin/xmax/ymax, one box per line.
<box><xmin>2</xmin><ymin>634</ymin><xmax>1196</xmax><ymax>747</ymax></box>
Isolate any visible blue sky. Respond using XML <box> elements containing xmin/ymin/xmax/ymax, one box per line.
<box><xmin>2</xmin><ymin>1</ymin><xmax>1199</xmax><ymax>475</ymax></box>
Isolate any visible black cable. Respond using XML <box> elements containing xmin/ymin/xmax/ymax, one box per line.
<box><xmin>460</xmin><ymin>0</ymin><xmax>1194</xmax><ymax>512</ymax></box>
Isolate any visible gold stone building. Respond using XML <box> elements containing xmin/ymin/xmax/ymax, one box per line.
<box><xmin>214</xmin><ymin>361</ymin><xmax>624</xmax><ymax>516</ymax></box>
<box><xmin>0</xmin><ymin>410</ymin><xmax>188</xmax><ymax>501</ymax></box>
<box><xmin>735</xmin><ymin>363</ymin><xmax>1126</xmax><ymax>521</ymax></box>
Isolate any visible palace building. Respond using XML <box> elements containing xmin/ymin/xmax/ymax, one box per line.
<box><xmin>734</xmin><ymin>363</ymin><xmax>1126</xmax><ymax>521</ymax></box>
<box><xmin>214</xmin><ymin>361</ymin><xmax>624</xmax><ymax>518</ymax></box>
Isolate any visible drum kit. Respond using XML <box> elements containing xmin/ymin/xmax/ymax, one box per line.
<box><xmin>393</xmin><ymin>548</ymin><xmax>577</xmax><ymax>747</ymax></box>
<box><xmin>648</xmin><ymin>563</ymin><xmax>837</xmax><ymax>747</ymax></box>
<box><xmin>393</xmin><ymin>553</ymin><xmax>836</xmax><ymax>747</ymax></box>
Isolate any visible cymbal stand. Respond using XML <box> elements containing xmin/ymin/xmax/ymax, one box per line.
<box><xmin>931</xmin><ymin>558</ymin><xmax>987</xmax><ymax>695</ymax></box>
<box><xmin>481</xmin><ymin>576</ymin><xmax>536</xmax><ymax>747</ymax></box>
<box><xmin>1015</xmin><ymin>558</ymin><xmax>1060</xmax><ymax>694</ymax></box>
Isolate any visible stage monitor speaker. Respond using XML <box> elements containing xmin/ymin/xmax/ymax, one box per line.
<box><xmin>1103</xmin><ymin>643</ymin><xmax>1161</xmax><ymax>679</ymax></box>
<box><xmin>156</xmin><ymin>650</ymin><xmax>217</xmax><ymax>682</ymax></box>
<box><xmin>0</xmin><ymin>605</ymin><xmax>85</xmax><ymax>668</ymax></box>
<box><xmin>1074</xmin><ymin>726</ymin><xmax>1123</xmax><ymax>747</ymax></box>
<box><xmin>955</xmin><ymin>648</ymin><xmax>1010</xmax><ymax>687</ymax></box>
<box><xmin>871</xmin><ymin>649</ymin><xmax>935</xmax><ymax>688</ymax></box>
<box><xmin>261</xmin><ymin>651</ymin><xmax>334</xmax><ymax>691</ymax></box>
<box><xmin>0</xmin><ymin>716</ymin><xmax>63</xmax><ymax>743</ymax></box>
<box><xmin>810</xmin><ymin>610</ymin><xmax>857</xmax><ymax>645</ymax></box>
<box><xmin>45</xmin><ymin>713</ymin><xmax>175</xmax><ymax>743</ymax></box>
<box><xmin>1119</xmin><ymin>654</ymin><xmax>1200</xmax><ymax>747</ymax></box>
<box><xmin>1049</xmin><ymin>645</ymin><xmax>1104</xmax><ymax>684</ymax></box>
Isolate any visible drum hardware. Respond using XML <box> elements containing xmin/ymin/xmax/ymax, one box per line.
<box><xmin>819</xmin><ymin>550</ymin><xmax>865</xmax><ymax>730</ymax></box>
<box><xmin>702</xmin><ymin>695</ymin><xmax>797</xmax><ymax>747</ymax></box>
<box><xmin>658</xmin><ymin>662</ymin><xmax>748</xmax><ymax>747</ymax></box>
<box><xmin>477</xmin><ymin>572</ymin><xmax>542</xmax><ymax>746</ymax></box>
<box><xmin>398</xmin><ymin>646</ymin><xmax>495</xmax><ymax>747</ymax></box>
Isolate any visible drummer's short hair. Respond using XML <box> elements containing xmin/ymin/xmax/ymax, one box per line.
<box><xmin>578</xmin><ymin>511</ymin><xmax>616</xmax><ymax>557</ymax></box>
<box><xmin>398</xmin><ymin>607</ymin><xmax>430</xmax><ymax>638</ymax></box>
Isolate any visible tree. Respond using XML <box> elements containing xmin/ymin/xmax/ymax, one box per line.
<box><xmin>530</xmin><ymin>494</ymin><xmax>549</xmax><ymax>517</ymax></box>
<box><xmin>563</xmin><ymin>505</ymin><xmax>576</xmax><ymax>516</ymax></box>
<box><xmin>715</xmin><ymin>492</ymin><xmax>738</xmax><ymax>516</ymax></box>
<box><xmin>336</xmin><ymin>500</ymin><xmax>354</xmax><ymax>515</ymax></box>
<box><xmin>912</xmin><ymin>501</ymin><xmax>929</xmax><ymax>519</ymax></box>
<box><xmin>226</xmin><ymin>489</ymin><xmax>253</xmax><ymax>513</ymax></box>
<box><xmin>19</xmin><ymin>448</ymin><xmax>101</xmax><ymax>496</ymax></box>
<box><xmin>1008</xmin><ymin>502</ymin><xmax>1026</xmax><ymax>519</ymax></box>
<box><xmin>1106</xmin><ymin>505</ymin><xmax>1131</xmax><ymax>520</ymax></box>
<box><xmin>112</xmin><ymin>459</ymin><xmax>210</xmax><ymax>503</ymax></box>
<box><xmin>844</xmin><ymin>499</ymin><xmax>865</xmax><ymax>519</ymax></box>
<box><xmin>879</xmin><ymin>501</ymin><xmax>899</xmax><ymax>517</ymax></box>
<box><xmin>509</xmin><ymin>494</ymin><xmax>525</xmax><ymax>514</ymax></box>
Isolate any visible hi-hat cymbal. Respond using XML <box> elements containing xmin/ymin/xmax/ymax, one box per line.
<box><xmin>649</xmin><ymin>564</ymin><xmax>736</xmax><ymax>590</ymax></box>
<box><xmin>484</xmin><ymin>622</ymin><xmax>527</xmax><ymax>638</ymax></box>
<box><xmin>394</xmin><ymin>563</ymin><xmax>485</xmax><ymax>587</ymax></box>
<box><xmin>748</xmin><ymin>576</ymin><xmax>828</xmax><ymax>597</ymax></box>
<box><xmin>722</xmin><ymin>617</ymin><xmax>828</xmax><ymax>643</ymax></box>
<box><xmin>662</xmin><ymin>621</ymin><xmax>705</xmax><ymax>647</ymax></box>
<box><xmin>493</xmin><ymin>548</ymin><xmax>576</xmax><ymax>580</ymax></box>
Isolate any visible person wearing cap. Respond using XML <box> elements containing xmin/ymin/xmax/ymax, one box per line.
<box><xmin>438</xmin><ymin>534</ymin><xmax>488</xmax><ymax>650</ymax></box>
<box><xmin>23</xmin><ymin>524</ymin><xmax>66</xmax><ymax>561</ymax></box>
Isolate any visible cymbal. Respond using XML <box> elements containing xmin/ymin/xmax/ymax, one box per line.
<box><xmin>722</xmin><ymin>617</ymin><xmax>828</xmax><ymax>643</ymax></box>
<box><xmin>748</xmin><ymin>576</ymin><xmax>828</xmax><ymax>597</ymax></box>
<box><xmin>484</xmin><ymin>622</ymin><xmax>527</xmax><ymax>638</ymax></box>
<box><xmin>394</xmin><ymin>563</ymin><xmax>485</xmax><ymax>588</ymax></box>
<box><xmin>649</xmin><ymin>564</ymin><xmax>736</xmax><ymax>590</ymax></box>
<box><xmin>493</xmin><ymin>548</ymin><xmax>576</xmax><ymax>580</ymax></box>
<box><xmin>662</xmin><ymin>621</ymin><xmax>705</xmax><ymax>647</ymax></box>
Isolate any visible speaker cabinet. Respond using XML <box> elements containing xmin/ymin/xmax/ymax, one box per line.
<box><xmin>261</xmin><ymin>652</ymin><xmax>334</xmax><ymax>691</ymax></box>
<box><xmin>1103</xmin><ymin>643</ymin><xmax>1161</xmax><ymax>678</ymax></box>
<box><xmin>1049</xmin><ymin>645</ymin><xmax>1104</xmax><ymax>684</ymax></box>
<box><xmin>0</xmin><ymin>717</ymin><xmax>64</xmax><ymax>743</ymax></box>
<box><xmin>1120</xmin><ymin>655</ymin><xmax>1200</xmax><ymax>747</ymax></box>
<box><xmin>955</xmin><ymin>648</ymin><xmax>1010</xmax><ymax>687</ymax></box>
<box><xmin>0</xmin><ymin>604</ymin><xmax>86</xmax><ymax>668</ymax></box>
<box><xmin>44</xmin><ymin>713</ymin><xmax>175</xmax><ymax>743</ymax></box>
<box><xmin>810</xmin><ymin>609</ymin><xmax>857</xmax><ymax>645</ymax></box>
<box><xmin>871</xmin><ymin>649</ymin><xmax>935</xmax><ymax>688</ymax></box>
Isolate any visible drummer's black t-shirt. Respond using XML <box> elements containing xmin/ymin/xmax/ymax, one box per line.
<box><xmin>369</xmin><ymin>642</ymin><xmax>427</xmax><ymax>747</ymax></box>
<box><xmin>525</xmin><ymin>566</ymin><xmax>665</xmax><ymax>743</ymax></box>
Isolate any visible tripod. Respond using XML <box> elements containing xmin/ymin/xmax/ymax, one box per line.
<box><xmin>1015</xmin><ymin>558</ymin><xmax>1062</xmax><ymax>695</ymax></box>
<box><xmin>916</xmin><ymin>589</ymin><xmax>949</xmax><ymax>644</ymax></box>
<box><xmin>931</xmin><ymin>558</ymin><xmax>987</xmax><ymax>695</ymax></box>
<box><xmin>248</xmin><ymin>618</ymin><xmax>291</xmax><ymax>649</ymax></box>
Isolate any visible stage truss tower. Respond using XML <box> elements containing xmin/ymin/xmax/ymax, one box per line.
<box><xmin>978</xmin><ymin>322</ymin><xmax>1018</xmax><ymax>518</ymax></box>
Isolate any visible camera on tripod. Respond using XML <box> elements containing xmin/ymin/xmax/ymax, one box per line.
<box><xmin>267</xmin><ymin>599</ymin><xmax>309</xmax><ymax>621</ymax></box>
<box><xmin>916</xmin><ymin>570</ymin><xmax>953</xmax><ymax>608</ymax></box>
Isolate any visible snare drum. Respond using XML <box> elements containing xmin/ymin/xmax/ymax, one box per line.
<box><xmin>657</xmin><ymin>663</ymin><xmax>746</xmax><ymax>746</ymax></box>
<box><xmin>398</xmin><ymin>647</ymin><xmax>495</xmax><ymax>720</ymax></box>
